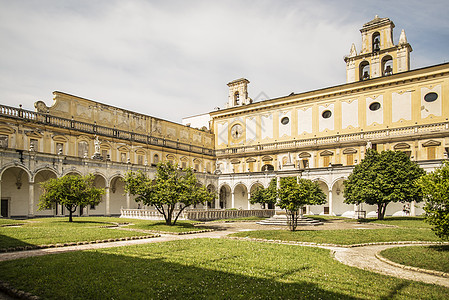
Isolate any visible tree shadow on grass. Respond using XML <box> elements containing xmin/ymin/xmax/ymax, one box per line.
<box><xmin>0</xmin><ymin>234</ymin><xmax>33</xmax><ymax>250</ymax></box>
<box><xmin>0</xmin><ymin>251</ymin><xmax>363</xmax><ymax>300</ymax></box>
<box><xmin>429</xmin><ymin>245</ymin><xmax>449</xmax><ymax>252</ymax></box>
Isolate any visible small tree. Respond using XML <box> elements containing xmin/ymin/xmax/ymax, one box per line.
<box><xmin>278</xmin><ymin>177</ymin><xmax>326</xmax><ymax>231</ymax></box>
<box><xmin>417</xmin><ymin>161</ymin><xmax>449</xmax><ymax>240</ymax></box>
<box><xmin>39</xmin><ymin>174</ymin><xmax>104</xmax><ymax>222</ymax></box>
<box><xmin>250</xmin><ymin>177</ymin><xmax>326</xmax><ymax>231</ymax></box>
<box><xmin>124</xmin><ymin>162</ymin><xmax>215</xmax><ymax>225</ymax></box>
<box><xmin>344</xmin><ymin>149</ymin><xmax>425</xmax><ymax>220</ymax></box>
<box><xmin>250</xmin><ymin>178</ymin><xmax>277</xmax><ymax>209</ymax></box>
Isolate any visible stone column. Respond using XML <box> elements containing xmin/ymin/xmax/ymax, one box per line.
<box><xmin>247</xmin><ymin>193</ymin><xmax>251</xmax><ymax>210</ymax></box>
<box><xmin>126</xmin><ymin>192</ymin><xmax>130</xmax><ymax>209</ymax></box>
<box><xmin>28</xmin><ymin>182</ymin><xmax>34</xmax><ymax>217</ymax></box>
<box><xmin>105</xmin><ymin>186</ymin><xmax>110</xmax><ymax>216</ymax></box>
<box><xmin>231</xmin><ymin>192</ymin><xmax>235</xmax><ymax>209</ymax></box>
<box><xmin>410</xmin><ymin>201</ymin><xmax>416</xmax><ymax>216</ymax></box>
<box><xmin>215</xmin><ymin>194</ymin><xmax>220</xmax><ymax>209</ymax></box>
<box><xmin>328</xmin><ymin>190</ymin><xmax>333</xmax><ymax>216</ymax></box>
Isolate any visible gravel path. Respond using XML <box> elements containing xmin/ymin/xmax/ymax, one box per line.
<box><xmin>333</xmin><ymin>244</ymin><xmax>449</xmax><ymax>288</ymax></box>
<box><xmin>0</xmin><ymin>220</ymin><xmax>447</xmax><ymax>289</ymax></box>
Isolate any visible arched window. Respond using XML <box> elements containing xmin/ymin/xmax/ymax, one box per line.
<box><xmin>153</xmin><ymin>154</ymin><xmax>159</xmax><ymax>165</ymax></box>
<box><xmin>359</xmin><ymin>61</ymin><xmax>370</xmax><ymax>81</ymax></box>
<box><xmin>382</xmin><ymin>55</ymin><xmax>393</xmax><ymax>76</ymax></box>
<box><xmin>261</xmin><ymin>164</ymin><xmax>274</xmax><ymax>172</ymax></box>
<box><xmin>234</xmin><ymin>92</ymin><xmax>240</xmax><ymax>105</ymax></box>
<box><xmin>372</xmin><ymin>32</ymin><xmax>380</xmax><ymax>52</ymax></box>
<box><xmin>78</xmin><ymin>141</ymin><xmax>88</xmax><ymax>157</ymax></box>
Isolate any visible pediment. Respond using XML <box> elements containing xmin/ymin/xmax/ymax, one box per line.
<box><xmin>394</xmin><ymin>143</ymin><xmax>411</xmax><ymax>150</ymax></box>
<box><xmin>298</xmin><ymin>152</ymin><xmax>311</xmax><ymax>158</ymax></box>
<box><xmin>262</xmin><ymin>156</ymin><xmax>273</xmax><ymax>161</ymax></box>
<box><xmin>230</xmin><ymin>159</ymin><xmax>241</xmax><ymax>164</ymax></box>
<box><xmin>246</xmin><ymin>157</ymin><xmax>256</xmax><ymax>163</ymax></box>
<box><xmin>342</xmin><ymin>148</ymin><xmax>357</xmax><ymax>154</ymax></box>
<box><xmin>0</xmin><ymin>125</ymin><xmax>14</xmax><ymax>134</ymax></box>
<box><xmin>422</xmin><ymin>140</ymin><xmax>441</xmax><ymax>147</ymax></box>
<box><xmin>320</xmin><ymin>150</ymin><xmax>334</xmax><ymax>156</ymax></box>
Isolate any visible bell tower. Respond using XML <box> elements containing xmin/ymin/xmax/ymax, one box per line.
<box><xmin>344</xmin><ymin>16</ymin><xmax>412</xmax><ymax>83</ymax></box>
<box><xmin>226</xmin><ymin>78</ymin><xmax>252</xmax><ymax>108</ymax></box>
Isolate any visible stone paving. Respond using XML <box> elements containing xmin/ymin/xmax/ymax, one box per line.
<box><xmin>0</xmin><ymin>219</ymin><xmax>448</xmax><ymax>291</ymax></box>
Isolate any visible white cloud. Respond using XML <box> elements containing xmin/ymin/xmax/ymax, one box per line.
<box><xmin>0</xmin><ymin>0</ymin><xmax>448</xmax><ymax>122</ymax></box>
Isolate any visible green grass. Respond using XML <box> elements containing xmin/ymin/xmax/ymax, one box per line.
<box><xmin>125</xmin><ymin>220</ymin><xmax>210</xmax><ymax>233</ymax></box>
<box><xmin>211</xmin><ymin>216</ymin><xmax>268</xmax><ymax>222</ymax></box>
<box><xmin>0</xmin><ymin>217</ymin><xmax>151</xmax><ymax>249</ymax></box>
<box><xmin>0</xmin><ymin>219</ymin><xmax>27</xmax><ymax>226</ymax></box>
<box><xmin>0</xmin><ymin>239</ymin><xmax>446</xmax><ymax>299</ymax></box>
<box><xmin>381</xmin><ymin>245</ymin><xmax>449</xmax><ymax>273</ymax></box>
<box><xmin>230</xmin><ymin>228</ymin><xmax>439</xmax><ymax>245</ymax></box>
<box><xmin>357</xmin><ymin>216</ymin><xmax>431</xmax><ymax>228</ymax></box>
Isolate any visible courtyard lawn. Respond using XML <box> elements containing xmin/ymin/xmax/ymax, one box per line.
<box><xmin>0</xmin><ymin>219</ymin><xmax>27</xmax><ymax>226</ymax></box>
<box><xmin>0</xmin><ymin>239</ymin><xmax>446</xmax><ymax>299</ymax></box>
<box><xmin>124</xmin><ymin>220</ymin><xmax>210</xmax><ymax>233</ymax></box>
<box><xmin>357</xmin><ymin>216</ymin><xmax>431</xmax><ymax>228</ymax></box>
<box><xmin>0</xmin><ymin>217</ymin><xmax>152</xmax><ymax>250</ymax></box>
<box><xmin>381</xmin><ymin>245</ymin><xmax>449</xmax><ymax>274</ymax></box>
<box><xmin>230</xmin><ymin>228</ymin><xmax>439</xmax><ymax>245</ymax></box>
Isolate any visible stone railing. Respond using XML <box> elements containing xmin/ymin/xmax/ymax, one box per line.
<box><xmin>215</xmin><ymin>122</ymin><xmax>449</xmax><ymax>156</ymax></box>
<box><xmin>0</xmin><ymin>104</ymin><xmax>214</xmax><ymax>157</ymax></box>
<box><xmin>120</xmin><ymin>209</ymin><xmax>188</xmax><ymax>220</ymax></box>
<box><xmin>120</xmin><ymin>208</ymin><xmax>275</xmax><ymax>221</ymax></box>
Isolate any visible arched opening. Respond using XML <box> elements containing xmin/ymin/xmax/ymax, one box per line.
<box><xmin>206</xmin><ymin>184</ymin><xmax>216</xmax><ymax>208</ymax></box>
<box><xmin>308</xmin><ymin>180</ymin><xmax>329</xmax><ymax>215</ymax></box>
<box><xmin>382</xmin><ymin>55</ymin><xmax>393</xmax><ymax>76</ymax></box>
<box><xmin>88</xmin><ymin>175</ymin><xmax>106</xmax><ymax>216</ymax></box>
<box><xmin>1</xmin><ymin>167</ymin><xmax>31</xmax><ymax>218</ymax></box>
<box><xmin>219</xmin><ymin>185</ymin><xmax>231</xmax><ymax>209</ymax></box>
<box><xmin>34</xmin><ymin>169</ymin><xmax>58</xmax><ymax>216</ymax></box>
<box><xmin>153</xmin><ymin>154</ymin><xmax>159</xmax><ymax>165</ymax></box>
<box><xmin>250</xmin><ymin>183</ymin><xmax>266</xmax><ymax>209</ymax></box>
<box><xmin>261</xmin><ymin>164</ymin><xmax>274</xmax><ymax>172</ymax></box>
<box><xmin>233</xmin><ymin>184</ymin><xmax>248</xmax><ymax>209</ymax></box>
<box><xmin>359</xmin><ymin>61</ymin><xmax>370</xmax><ymax>81</ymax></box>
<box><xmin>110</xmin><ymin>176</ymin><xmax>127</xmax><ymax>214</ymax></box>
<box><xmin>372</xmin><ymin>32</ymin><xmax>380</xmax><ymax>52</ymax></box>
<box><xmin>234</xmin><ymin>91</ymin><xmax>240</xmax><ymax>105</ymax></box>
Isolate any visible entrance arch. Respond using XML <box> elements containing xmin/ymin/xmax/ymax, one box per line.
<box><xmin>1</xmin><ymin>166</ymin><xmax>31</xmax><ymax>217</ymax></box>
<box><xmin>34</xmin><ymin>169</ymin><xmax>58</xmax><ymax>217</ymax></box>
<box><xmin>109</xmin><ymin>176</ymin><xmax>127</xmax><ymax>215</ymax></box>
<box><xmin>309</xmin><ymin>180</ymin><xmax>329</xmax><ymax>215</ymax></box>
<box><xmin>233</xmin><ymin>183</ymin><xmax>248</xmax><ymax>209</ymax></box>
<box><xmin>219</xmin><ymin>184</ymin><xmax>231</xmax><ymax>209</ymax></box>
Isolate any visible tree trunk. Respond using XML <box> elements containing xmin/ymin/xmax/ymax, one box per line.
<box><xmin>67</xmin><ymin>205</ymin><xmax>77</xmax><ymax>222</ymax></box>
<box><xmin>377</xmin><ymin>203</ymin><xmax>387</xmax><ymax>220</ymax></box>
<box><xmin>287</xmin><ymin>209</ymin><xmax>299</xmax><ymax>231</ymax></box>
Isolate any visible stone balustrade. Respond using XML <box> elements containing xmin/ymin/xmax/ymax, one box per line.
<box><xmin>120</xmin><ymin>208</ymin><xmax>275</xmax><ymax>221</ymax></box>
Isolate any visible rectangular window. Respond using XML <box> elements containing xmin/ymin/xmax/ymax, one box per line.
<box><xmin>56</xmin><ymin>143</ymin><xmax>63</xmax><ymax>154</ymax></box>
<box><xmin>121</xmin><ymin>153</ymin><xmax>127</xmax><ymax>163</ymax></box>
<box><xmin>248</xmin><ymin>162</ymin><xmax>254</xmax><ymax>172</ymax></box>
<box><xmin>0</xmin><ymin>135</ymin><xmax>8</xmax><ymax>148</ymax></box>
<box><xmin>427</xmin><ymin>147</ymin><xmax>436</xmax><ymax>160</ymax></box>
<box><xmin>78</xmin><ymin>141</ymin><xmax>88</xmax><ymax>157</ymax></box>
<box><xmin>30</xmin><ymin>139</ymin><xmax>38</xmax><ymax>151</ymax></box>
<box><xmin>182</xmin><ymin>161</ymin><xmax>187</xmax><ymax>169</ymax></box>
<box><xmin>137</xmin><ymin>155</ymin><xmax>143</xmax><ymax>165</ymax></box>
<box><xmin>346</xmin><ymin>154</ymin><xmax>353</xmax><ymax>166</ymax></box>
<box><xmin>302</xmin><ymin>159</ymin><xmax>309</xmax><ymax>168</ymax></box>
<box><xmin>323</xmin><ymin>156</ymin><xmax>330</xmax><ymax>167</ymax></box>
<box><xmin>194</xmin><ymin>164</ymin><xmax>199</xmax><ymax>171</ymax></box>
<box><xmin>101</xmin><ymin>150</ymin><xmax>108</xmax><ymax>159</ymax></box>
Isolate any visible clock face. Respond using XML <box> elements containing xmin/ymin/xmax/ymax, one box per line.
<box><xmin>231</xmin><ymin>124</ymin><xmax>243</xmax><ymax>139</ymax></box>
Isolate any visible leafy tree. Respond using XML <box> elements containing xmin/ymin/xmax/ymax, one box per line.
<box><xmin>250</xmin><ymin>177</ymin><xmax>326</xmax><ymax>231</ymax></box>
<box><xmin>417</xmin><ymin>161</ymin><xmax>449</xmax><ymax>240</ymax></box>
<box><xmin>124</xmin><ymin>162</ymin><xmax>215</xmax><ymax>225</ymax></box>
<box><xmin>278</xmin><ymin>177</ymin><xmax>326</xmax><ymax>231</ymax></box>
<box><xmin>344</xmin><ymin>149</ymin><xmax>425</xmax><ymax>220</ymax></box>
<box><xmin>39</xmin><ymin>174</ymin><xmax>104</xmax><ymax>222</ymax></box>
<box><xmin>250</xmin><ymin>178</ymin><xmax>277</xmax><ymax>208</ymax></box>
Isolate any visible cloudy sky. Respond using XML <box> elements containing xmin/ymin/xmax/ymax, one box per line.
<box><xmin>1</xmin><ymin>0</ymin><xmax>448</xmax><ymax>123</ymax></box>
